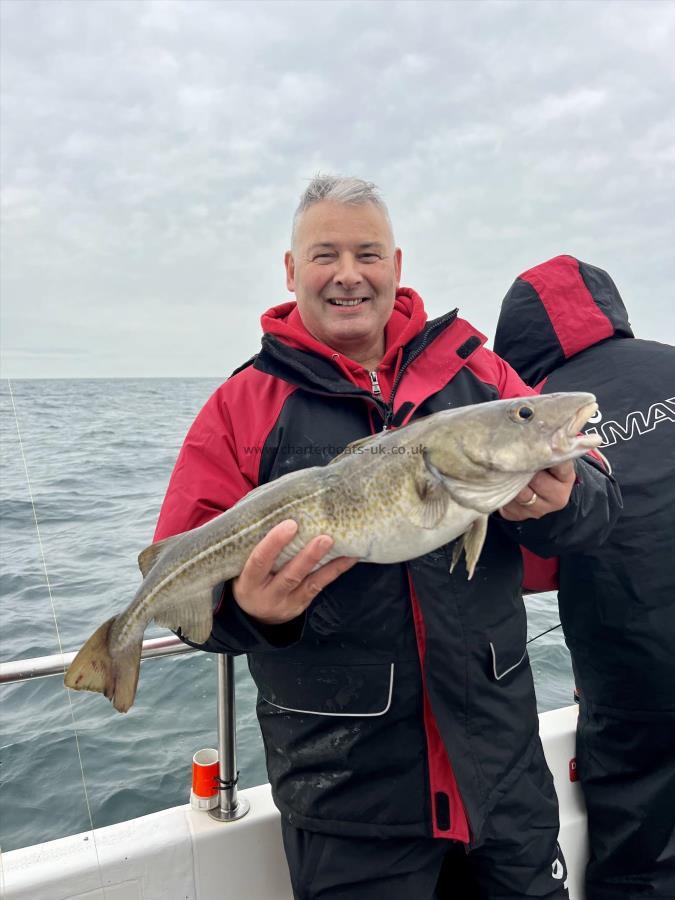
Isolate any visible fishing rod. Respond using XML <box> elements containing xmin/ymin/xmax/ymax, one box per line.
<box><xmin>527</xmin><ymin>622</ymin><xmax>562</xmax><ymax>645</ymax></box>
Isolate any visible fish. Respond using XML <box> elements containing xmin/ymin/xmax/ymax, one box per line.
<box><xmin>64</xmin><ymin>392</ymin><xmax>602</xmax><ymax>712</ymax></box>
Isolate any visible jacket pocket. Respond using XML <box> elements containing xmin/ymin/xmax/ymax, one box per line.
<box><xmin>487</xmin><ymin>612</ymin><xmax>528</xmax><ymax>682</ymax></box>
<box><xmin>249</xmin><ymin>658</ymin><xmax>395</xmax><ymax>717</ymax></box>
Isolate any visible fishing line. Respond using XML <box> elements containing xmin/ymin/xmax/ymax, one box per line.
<box><xmin>7</xmin><ymin>380</ymin><xmax>109</xmax><ymax>898</ymax></box>
<box><xmin>527</xmin><ymin>622</ymin><xmax>562</xmax><ymax>644</ymax></box>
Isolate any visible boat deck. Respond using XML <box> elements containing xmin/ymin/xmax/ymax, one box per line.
<box><xmin>2</xmin><ymin>705</ymin><xmax>588</xmax><ymax>900</ymax></box>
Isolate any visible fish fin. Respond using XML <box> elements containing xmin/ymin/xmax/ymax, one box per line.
<box><xmin>441</xmin><ymin>472</ymin><xmax>529</xmax><ymax>515</ymax></box>
<box><xmin>271</xmin><ymin>530</ymin><xmax>308</xmax><ymax>570</ymax></box>
<box><xmin>413</xmin><ymin>463</ymin><xmax>449</xmax><ymax>529</ymax></box>
<box><xmin>64</xmin><ymin>616</ymin><xmax>142</xmax><ymax>714</ymax></box>
<box><xmin>138</xmin><ymin>534</ymin><xmax>181</xmax><ymax>578</ymax></box>
<box><xmin>328</xmin><ymin>433</ymin><xmax>381</xmax><ymax>464</ymax></box>
<box><xmin>272</xmin><ymin>535</ymin><xmax>340</xmax><ymax>573</ymax></box>
<box><xmin>450</xmin><ymin>515</ymin><xmax>488</xmax><ymax>580</ymax></box>
<box><xmin>154</xmin><ymin>593</ymin><xmax>214</xmax><ymax>644</ymax></box>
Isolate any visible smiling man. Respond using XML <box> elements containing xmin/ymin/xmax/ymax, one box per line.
<box><xmin>154</xmin><ymin>175</ymin><xmax>620</xmax><ymax>899</ymax></box>
<box><xmin>285</xmin><ymin>195</ymin><xmax>402</xmax><ymax>372</ymax></box>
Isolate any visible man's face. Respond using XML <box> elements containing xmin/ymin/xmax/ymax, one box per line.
<box><xmin>285</xmin><ymin>200</ymin><xmax>402</xmax><ymax>360</ymax></box>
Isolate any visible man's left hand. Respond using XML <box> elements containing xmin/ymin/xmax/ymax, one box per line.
<box><xmin>500</xmin><ymin>461</ymin><xmax>576</xmax><ymax>521</ymax></box>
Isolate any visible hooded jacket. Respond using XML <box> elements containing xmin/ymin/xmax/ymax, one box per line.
<box><xmin>494</xmin><ymin>256</ymin><xmax>675</xmax><ymax>710</ymax></box>
<box><xmin>155</xmin><ymin>287</ymin><xmax>620</xmax><ymax>842</ymax></box>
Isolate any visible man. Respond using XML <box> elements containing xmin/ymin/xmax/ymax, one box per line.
<box><xmin>155</xmin><ymin>178</ymin><xmax>620</xmax><ymax>899</ymax></box>
<box><xmin>494</xmin><ymin>255</ymin><xmax>675</xmax><ymax>900</ymax></box>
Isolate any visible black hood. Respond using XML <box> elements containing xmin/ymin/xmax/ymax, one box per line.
<box><xmin>493</xmin><ymin>255</ymin><xmax>633</xmax><ymax>387</ymax></box>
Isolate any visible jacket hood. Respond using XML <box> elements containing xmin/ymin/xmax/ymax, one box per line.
<box><xmin>493</xmin><ymin>255</ymin><xmax>633</xmax><ymax>387</ymax></box>
<box><xmin>260</xmin><ymin>287</ymin><xmax>428</xmax><ymax>380</ymax></box>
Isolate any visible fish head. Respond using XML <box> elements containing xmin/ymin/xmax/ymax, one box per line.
<box><xmin>425</xmin><ymin>392</ymin><xmax>602</xmax><ymax>479</ymax></box>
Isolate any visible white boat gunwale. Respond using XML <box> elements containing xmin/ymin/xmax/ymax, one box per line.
<box><xmin>1</xmin><ymin>705</ymin><xmax>588</xmax><ymax>900</ymax></box>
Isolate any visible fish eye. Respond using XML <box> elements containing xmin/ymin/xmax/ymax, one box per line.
<box><xmin>510</xmin><ymin>403</ymin><xmax>535</xmax><ymax>423</ymax></box>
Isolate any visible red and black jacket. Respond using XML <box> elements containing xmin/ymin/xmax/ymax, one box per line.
<box><xmin>155</xmin><ymin>287</ymin><xmax>620</xmax><ymax>842</ymax></box>
<box><xmin>495</xmin><ymin>256</ymin><xmax>675</xmax><ymax>710</ymax></box>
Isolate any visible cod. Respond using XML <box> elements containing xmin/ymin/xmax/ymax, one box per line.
<box><xmin>65</xmin><ymin>392</ymin><xmax>602</xmax><ymax>712</ymax></box>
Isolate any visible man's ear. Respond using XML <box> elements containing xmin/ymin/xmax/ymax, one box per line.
<box><xmin>394</xmin><ymin>247</ymin><xmax>403</xmax><ymax>286</ymax></box>
<box><xmin>285</xmin><ymin>251</ymin><xmax>295</xmax><ymax>293</ymax></box>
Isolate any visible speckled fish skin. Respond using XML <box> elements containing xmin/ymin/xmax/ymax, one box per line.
<box><xmin>64</xmin><ymin>392</ymin><xmax>602</xmax><ymax>712</ymax></box>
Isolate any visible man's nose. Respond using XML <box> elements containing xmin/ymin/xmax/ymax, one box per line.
<box><xmin>333</xmin><ymin>254</ymin><xmax>363</xmax><ymax>289</ymax></box>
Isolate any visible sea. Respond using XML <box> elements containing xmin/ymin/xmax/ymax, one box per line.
<box><xmin>0</xmin><ymin>378</ymin><xmax>574</xmax><ymax>854</ymax></box>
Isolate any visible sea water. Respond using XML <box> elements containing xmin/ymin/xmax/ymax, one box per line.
<box><xmin>0</xmin><ymin>378</ymin><xmax>573</xmax><ymax>852</ymax></box>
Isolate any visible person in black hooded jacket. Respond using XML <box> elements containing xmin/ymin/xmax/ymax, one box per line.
<box><xmin>494</xmin><ymin>255</ymin><xmax>675</xmax><ymax>900</ymax></box>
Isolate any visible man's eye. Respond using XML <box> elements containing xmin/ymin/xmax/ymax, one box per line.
<box><xmin>359</xmin><ymin>254</ymin><xmax>380</xmax><ymax>261</ymax></box>
<box><xmin>313</xmin><ymin>254</ymin><xmax>334</xmax><ymax>262</ymax></box>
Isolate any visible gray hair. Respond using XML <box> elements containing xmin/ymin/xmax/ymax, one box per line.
<box><xmin>291</xmin><ymin>174</ymin><xmax>394</xmax><ymax>248</ymax></box>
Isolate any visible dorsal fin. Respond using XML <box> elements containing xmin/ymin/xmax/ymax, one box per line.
<box><xmin>328</xmin><ymin>433</ymin><xmax>381</xmax><ymax>465</ymax></box>
<box><xmin>137</xmin><ymin>535</ymin><xmax>179</xmax><ymax>578</ymax></box>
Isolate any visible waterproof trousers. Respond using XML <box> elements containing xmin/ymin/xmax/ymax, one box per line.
<box><xmin>577</xmin><ymin>700</ymin><xmax>675</xmax><ymax>900</ymax></box>
<box><xmin>281</xmin><ymin>741</ymin><xmax>568</xmax><ymax>899</ymax></box>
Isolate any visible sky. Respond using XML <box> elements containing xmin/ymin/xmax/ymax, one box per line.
<box><xmin>1</xmin><ymin>0</ymin><xmax>674</xmax><ymax>378</ymax></box>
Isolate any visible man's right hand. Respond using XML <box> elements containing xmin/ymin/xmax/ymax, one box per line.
<box><xmin>232</xmin><ymin>519</ymin><xmax>358</xmax><ymax>626</ymax></box>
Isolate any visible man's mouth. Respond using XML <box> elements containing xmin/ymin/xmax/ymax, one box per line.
<box><xmin>327</xmin><ymin>297</ymin><xmax>369</xmax><ymax>307</ymax></box>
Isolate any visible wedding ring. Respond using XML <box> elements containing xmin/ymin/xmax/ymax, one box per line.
<box><xmin>520</xmin><ymin>491</ymin><xmax>538</xmax><ymax>507</ymax></box>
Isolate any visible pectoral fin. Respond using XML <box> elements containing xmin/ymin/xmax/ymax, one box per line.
<box><xmin>154</xmin><ymin>590</ymin><xmax>214</xmax><ymax>644</ymax></box>
<box><xmin>441</xmin><ymin>472</ymin><xmax>529</xmax><ymax>515</ymax></box>
<box><xmin>450</xmin><ymin>515</ymin><xmax>488</xmax><ymax>580</ymax></box>
<box><xmin>413</xmin><ymin>452</ymin><xmax>450</xmax><ymax>528</ymax></box>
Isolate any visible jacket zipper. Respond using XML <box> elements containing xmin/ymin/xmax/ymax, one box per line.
<box><xmin>262</xmin><ymin>338</ymin><xmax>389</xmax><ymax>419</ymax></box>
<box><xmin>369</xmin><ymin>371</ymin><xmax>382</xmax><ymax>396</ymax></box>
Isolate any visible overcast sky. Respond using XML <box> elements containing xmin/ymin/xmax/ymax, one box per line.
<box><xmin>1</xmin><ymin>0</ymin><xmax>674</xmax><ymax>379</ymax></box>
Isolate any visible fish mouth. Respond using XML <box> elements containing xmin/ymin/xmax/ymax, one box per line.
<box><xmin>552</xmin><ymin>399</ymin><xmax>603</xmax><ymax>455</ymax></box>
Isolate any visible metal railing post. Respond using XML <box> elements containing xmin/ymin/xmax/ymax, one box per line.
<box><xmin>1</xmin><ymin>640</ymin><xmax>251</xmax><ymax>823</ymax></box>
<box><xmin>208</xmin><ymin>654</ymin><xmax>249</xmax><ymax>822</ymax></box>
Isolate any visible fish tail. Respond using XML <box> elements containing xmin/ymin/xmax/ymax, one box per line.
<box><xmin>64</xmin><ymin>616</ymin><xmax>142</xmax><ymax>713</ymax></box>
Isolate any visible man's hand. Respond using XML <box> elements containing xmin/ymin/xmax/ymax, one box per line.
<box><xmin>500</xmin><ymin>461</ymin><xmax>576</xmax><ymax>522</ymax></box>
<box><xmin>232</xmin><ymin>519</ymin><xmax>358</xmax><ymax>626</ymax></box>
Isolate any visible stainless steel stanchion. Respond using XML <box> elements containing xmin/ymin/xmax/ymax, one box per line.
<box><xmin>209</xmin><ymin>654</ymin><xmax>250</xmax><ymax>822</ymax></box>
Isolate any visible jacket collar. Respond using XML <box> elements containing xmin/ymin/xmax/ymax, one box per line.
<box><xmin>260</xmin><ymin>287</ymin><xmax>428</xmax><ymax>383</ymax></box>
<box><xmin>254</xmin><ymin>306</ymin><xmax>486</xmax><ymax>429</ymax></box>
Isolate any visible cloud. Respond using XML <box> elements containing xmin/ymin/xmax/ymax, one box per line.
<box><xmin>513</xmin><ymin>88</ymin><xmax>608</xmax><ymax>131</ymax></box>
<box><xmin>1</xmin><ymin>0</ymin><xmax>674</xmax><ymax>377</ymax></box>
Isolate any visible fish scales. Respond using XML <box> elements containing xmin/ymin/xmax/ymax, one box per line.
<box><xmin>65</xmin><ymin>393</ymin><xmax>603</xmax><ymax>712</ymax></box>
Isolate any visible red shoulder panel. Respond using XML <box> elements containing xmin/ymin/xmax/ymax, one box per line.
<box><xmin>520</xmin><ymin>256</ymin><xmax>614</xmax><ymax>360</ymax></box>
<box><xmin>466</xmin><ymin>346</ymin><xmax>537</xmax><ymax>400</ymax></box>
<box><xmin>392</xmin><ymin>318</ymin><xmax>488</xmax><ymax>425</ymax></box>
<box><xmin>154</xmin><ymin>368</ymin><xmax>296</xmax><ymax>541</ymax></box>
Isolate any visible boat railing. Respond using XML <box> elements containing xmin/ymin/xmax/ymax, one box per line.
<box><xmin>0</xmin><ymin>637</ymin><xmax>250</xmax><ymax>823</ymax></box>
